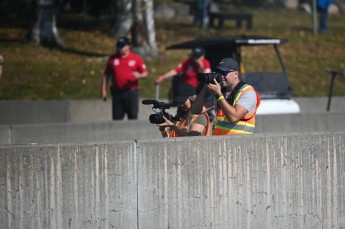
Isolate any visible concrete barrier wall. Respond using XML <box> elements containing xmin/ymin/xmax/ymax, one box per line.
<box><xmin>294</xmin><ymin>97</ymin><xmax>345</xmax><ymax>113</ymax></box>
<box><xmin>5</xmin><ymin>121</ymin><xmax>161</xmax><ymax>145</ymax></box>
<box><xmin>1</xmin><ymin>97</ymin><xmax>344</xmax><ymax>125</ymax></box>
<box><xmin>256</xmin><ymin>112</ymin><xmax>345</xmax><ymax>133</ymax></box>
<box><xmin>1</xmin><ymin>112</ymin><xmax>345</xmax><ymax>145</ymax></box>
<box><xmin>0</xmin><ymin>142</ymin><xmax>138</xmax><ymax>229</ymax></box>
<box><xmin>1</xmin><ymin>132</ymin><xmax>344</xmax><ymax>228</ymax></box>
<box><xmin>0</xmin><ymin>100</ymin><xmax>70</xmax><ymax>124</ymax></box>
<box><xmin>0</xmin><ymin>99</ymin><xmax>176</xmax><ymax>125</ymax></box>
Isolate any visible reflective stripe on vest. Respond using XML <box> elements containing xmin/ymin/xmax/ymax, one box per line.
<box><xmin>213</xmin><ymin>84</ymin><xmax>260</xmax><ymax>135</ymax></box>
<box><xmin>215</xmin><ymin>119</ymin><xmax>255</xmax><ymax>134</ymax></box>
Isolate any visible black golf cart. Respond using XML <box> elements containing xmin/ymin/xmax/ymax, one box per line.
<box><xmin>166</xmin><ymin>35</ymin><xmax>300</xmax><ymax>114</ymax></box>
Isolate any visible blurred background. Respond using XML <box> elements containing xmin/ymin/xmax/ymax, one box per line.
<box><xmin>0</xmin><ymin>0</ymin><xmax>344</xmax><ymax>100</ymax></box>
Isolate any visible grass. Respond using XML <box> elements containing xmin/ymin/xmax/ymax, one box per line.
<box><xmin>0</xmin><ymin>8</ymin><xmax>344</xmax><ymax>100</ymax></box>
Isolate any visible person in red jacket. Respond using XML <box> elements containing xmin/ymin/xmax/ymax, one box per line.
<box><xmin>155</xmin><ymin>47</ymin><xmax>211</xmax><ymax>90</ymax></box>
<box><xmin>101</xmin><ymin>37</ymin><xmax>148</xmax><ymax>120</ymax></box>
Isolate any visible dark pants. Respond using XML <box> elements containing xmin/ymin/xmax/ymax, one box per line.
<box><xmin>194</xmin><ymin>0</ymin><xmax>210</xmax><ymax>27</ymax></box>
<box><xmin>111</xmin><ymin>89</ymin><xmax>139</xmax><ymax>120</ymax></box>
<box><xmin>317</xmin><ymin>5</ymin><xmax>329</xmax><ymax>32</ymax></box>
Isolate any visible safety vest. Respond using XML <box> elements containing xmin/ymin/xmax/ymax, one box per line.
<box><xmin>170</xmin><ymin>113</ymin><xmax>211</xmax><ymax>137</ymax></box>
<box><xmin>213</xmin><ymin>84</ymin><xmax>261</xmax><ymax>135</ymax></box>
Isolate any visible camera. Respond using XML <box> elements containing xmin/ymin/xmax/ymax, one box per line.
<box><xmin>142</xmin><ymin>99</ymin><xmax>176</xmax><ymax>124</ymax></box>
<box><xmin>197</xmin><ymin>72</ymin><xmax>222</xmax><ymax>85</ymax></box>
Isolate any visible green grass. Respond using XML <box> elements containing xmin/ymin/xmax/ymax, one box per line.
<box><xmin>0</xmin><ymin>8</ymin><xmax>344</xmax><ymax>100</ymax></box>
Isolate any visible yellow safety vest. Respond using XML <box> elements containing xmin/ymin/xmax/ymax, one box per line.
<box><xmin>213</xmin><ymin>84</ymin><xmax>260</xmax><ymax>135</ymax></box>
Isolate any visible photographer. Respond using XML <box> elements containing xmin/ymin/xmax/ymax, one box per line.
<box><xmin>158</xmin><ymin>84</ymin><xmax>211</xmax><ymax>137</ymax></box>
<box><xmin>192</xmin><ymin>58</ymin><xmax>261</xmax><ymax>135</ymax></box>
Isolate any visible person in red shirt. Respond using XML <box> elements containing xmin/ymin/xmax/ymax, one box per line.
<box><xmin>155</xmin><ymin>47</ymin><xmax>211</xmax><ymax>90</ymax></box>
<box><xmin>101</xmin><ymin>37</ymin><xmax>148</xmax><ymax>120</ymax></box>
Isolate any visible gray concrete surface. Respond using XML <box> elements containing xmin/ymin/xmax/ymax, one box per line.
<box><xmin>1</xmin><ymin>112</ymin><xmax>344</xmax><ymax>145</ymax></box>
<box><xmin>256</xmin><ymin>112</ymin><xmax>345</xmax><ymax>133</ymax></box>
<box><xmin>294</xmin><ymin>96</ymin><xmax>345</xmax><ymax>113</ymax></box>
<box><xmin>0</xmin><ymin>98</ymin><xmax>177</xmax><ymax>124</ymax></box>
<box><xmin>1</xmin><ymin>132</ymin><xmax>344</xmax><ymax>228</ymax></box>
<box><xmin>0</xmin><ymin>126</ymin><xmax>11</xmax><ymax>145</ymax></box>
<box><xmin>8</xmin><ymin>120</ymin><xmax>161</xmax><ymax>144</ymax></box>
<box><xmin>0</xmin><ymin>100</ymin><xmax>70</xmax><ymax>124</ymax></box>
<box><xmin>0</xmin><ymin>97</ymin><xmax>344</xmax><ymax>125</ymax></box>
<box><xmin>1</xmin><ymin>97</ymin><xmax>344</xmax><ymax>145</ymax></box>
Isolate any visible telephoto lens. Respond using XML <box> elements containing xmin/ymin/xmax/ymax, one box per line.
<box><xmin>198</xmin><ymin>72</ymin><xmax>222</xmax><ymax>84</ymax></box>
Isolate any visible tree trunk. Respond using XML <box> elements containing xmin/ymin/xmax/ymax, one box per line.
<box><xmin>30</xmin><ymin>0</ymin><xmax>64</xmax><ymax>48</ymax></box>
<box><xmin>114</xmin><ymin>0</ymin><xmax>158</xmax><ymax>58</ymax></box>
<box><xmin>143</xmin><ymin>0</ymin><xmax>158</xmax><ymax>57</ymax></box>
<box><xmin>114</xmin><ymin>0</ymin><xmax>133</xmax><ymax>37</ymax></box>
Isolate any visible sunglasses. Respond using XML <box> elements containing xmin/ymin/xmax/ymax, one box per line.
<box><xmin>220</xmin><ymin>70</ymin><xmax>236</xmax><ymax>76</ymax></box>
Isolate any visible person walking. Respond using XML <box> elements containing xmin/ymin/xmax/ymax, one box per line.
<box><xmin>191</xmin><ymin>58</ymin><xmax>261</xmax><ymax>135</ymax></box>
<box><xmin>158</xmin><ymin>84</ymin><xmax>211</xmax><ymax>137</ymax></box>
<box><xmin>101</xmin><ymin>37</ymin><xmax>148</xmax><ymax>120</ymax></box>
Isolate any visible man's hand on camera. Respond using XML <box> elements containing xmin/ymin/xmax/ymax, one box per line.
<box><xmin>206</xmin><ymin>79</ymin><xmax>222</xmax><ymax>95</ymax></box>
<box><xmin>157</xmin><ymin>116</ymin><xmax>174</xmax><ymax>127</ymax></box>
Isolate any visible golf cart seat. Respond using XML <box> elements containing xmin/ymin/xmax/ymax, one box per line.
<box><xmin>241</xmin><ymin>72</ymin><xmax>292</xmax><ymax>99</ymax></box>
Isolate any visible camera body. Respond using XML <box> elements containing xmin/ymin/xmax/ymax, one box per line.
<box><xmin>197</xmin><ymin>72</ymin><xmax>223</xmax><ymax>85</ymax></box>
<box><xmin>149</xmin><ymin>111</ymin><xmax>175</xmax><ymax>124</ymax></box>
<box><xmin>142</xmin><ymin>99</ymin><xmax>176</xmax><ymax>124</ymax></box>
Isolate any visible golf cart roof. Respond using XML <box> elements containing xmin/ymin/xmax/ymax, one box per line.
<box><xmin>167</xmin><ymin>35</ymin><xmax>288</xmax><ymax>72</ymax></box>
<box><xmin>167</xmin><ymin>35</ymin><xmax>288</xmax><ymax>49</ymax></box>
<box><xmin>167</xmin><ymin>35</ymin><xmax>296</xmax><ymax>102</ymax></box>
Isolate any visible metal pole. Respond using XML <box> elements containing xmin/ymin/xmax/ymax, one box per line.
<box><xmin>274</xmin><ymin>44</ymin><xmax>286</xmax><ymax>72</ymax></box>
<box><xmin>326</xmin><ymin>70</ymin><xmax>345</xmax><ymax>111</ymax></box>
<box><xmin>155</xmin><ymin>84</ymin><xmax>160</xmax><ymax>100</ymax></box>
<box><xmin>312</xmin><ymin>0</ymin><xmax>318</xmax><ymax>35</ymax></box>
<box><xmin>326</xmin><ymin>72</ymin><xmax>336</xmax><ymax>111</ymax></box>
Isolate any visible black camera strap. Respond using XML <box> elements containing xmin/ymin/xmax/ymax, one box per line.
<box><xmin>227</xmin><ymin>81</ymin><xmax>246</xmax><ymax>106</ymax></box>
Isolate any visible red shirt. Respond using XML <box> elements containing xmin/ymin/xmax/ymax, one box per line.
<box><xmin>175</xmin><ymin>58</ymin><xmax>211</xmax><ymax>88</ymax></box>
<box><xmin>104</xmin><ymin>52</ymin><xmax>147</xmax><ymax>91</ymax></box>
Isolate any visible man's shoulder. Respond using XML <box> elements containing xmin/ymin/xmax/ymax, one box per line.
<box><xmin>203</xmin><ymin>58</ymin><xmax>211</xmax><ymax>64</ymax></box>
<box><xmin>129</xmin><ymin>51</ymin><xmax>144</xmax><ymax>59</ymax></box>
<box><xmin>240</xmin><ymin>83</ymin><xmax>255</xmax><ymax>91</ymax></box>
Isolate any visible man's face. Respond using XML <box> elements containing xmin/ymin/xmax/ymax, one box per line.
<box><xmin>117</xmin><ymin>44</ymin><xmax>130</xmax><ymax>55</ymax></box>
<box><xmin>192</xmin><ymin>54</ymin><xmax>203</xmax><ymax>61</ymax></box>
<box><xmin>221</xmin><ymin>70</ymin><xmax>237</xmax><ymax>88</ymax></box>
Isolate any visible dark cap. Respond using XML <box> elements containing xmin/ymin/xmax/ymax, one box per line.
<box><xmin>191</xmin><ymin>47</ymin><xmax>205</xmax><ymax>59</ymax></box>
<box><xmin>216</xmin><ymin>58</ymin><xmax>239</xmax><ymax>72</ymax></box>
<box><xmin>116</xmin><ymin>37</ymin><xmax>131</xmax><ymax>48</ymax></box>
<box><xmin>174</xmin><ymin>84</ymin><xmax>196</xmax><ymax>103</ymax></box>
